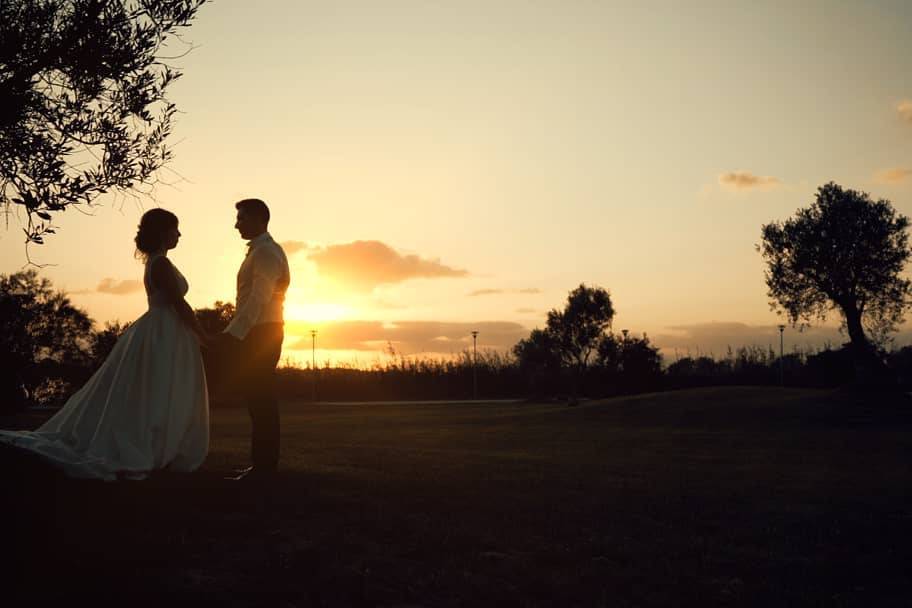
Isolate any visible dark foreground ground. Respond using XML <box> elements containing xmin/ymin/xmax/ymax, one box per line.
<box><xmin>2</xmin><ymin>387</ymin><xmax>911</xmax><ymax>606</ymax></box>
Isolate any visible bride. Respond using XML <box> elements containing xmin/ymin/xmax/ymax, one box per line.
<box><xmin>0</xmin><ymin>209</ymin><xmax>210</xmax><ymax>480</ymax></box>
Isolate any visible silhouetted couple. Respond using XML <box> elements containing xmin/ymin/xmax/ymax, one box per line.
<box><xmin>0</xmin><ymin>199</ymin><xmax>290</xmax><ymax>482</ymax></box>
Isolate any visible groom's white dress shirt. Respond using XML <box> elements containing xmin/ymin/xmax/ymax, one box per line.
<box><xmin>225</xmin><ymin>232</ymin><xmax>290</xmax><ymax>340</ymax></box>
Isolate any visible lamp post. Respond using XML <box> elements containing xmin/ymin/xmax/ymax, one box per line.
<box><xmin>471</xmin><ymin>330</ymin><xmax>478</xmax><ymax>400</ymax></box>
<box><xmin>777</xmin><ymin>324</ymin><xmax>785</xmax><ymax>387</ymax></box>
<box><xmin>311</xmin><ymin>329</ymin><xmax>317</xmax><ymax>402</ymax></box>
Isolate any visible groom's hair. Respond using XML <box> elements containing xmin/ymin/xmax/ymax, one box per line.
<box><xmin>235</xmin><ymin>198</ymin><xmax>270</xmax><ymax>223</ymax></box>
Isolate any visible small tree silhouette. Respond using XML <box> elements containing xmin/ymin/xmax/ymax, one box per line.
<box><xmin>514</xmin><ymin>284</ymin><xmax>615</xmax><ymax>402</ymax></box>
<box><xmin>0</xmin><ymin>270</ymin><xmax>93</xmax><ymax>410</ymax></box>
<box><xmin>597</xmin><ymin>332</ymin><xmax>662</xmax><ymax>394</ymax></box>
<box><xmin>513</xmin><ymin>328</ymin><xmax>562</xmax><ymax>397</ymax></box>
<box><xmin>194</xmin><ymin>300</ymin><xmax>236</xmax><ymax>334</ymax></box>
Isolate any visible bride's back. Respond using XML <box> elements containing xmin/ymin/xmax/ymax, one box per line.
<box><xmin>143</xmin><ymin>254</ymin><xmax>188</xmax><ymax>309</ymax></box>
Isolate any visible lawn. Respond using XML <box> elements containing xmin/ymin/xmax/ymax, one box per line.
<box><xmin>4</xmin><ymin>386</ymin><xmax>912</xmax><ymax>606</ymax></box>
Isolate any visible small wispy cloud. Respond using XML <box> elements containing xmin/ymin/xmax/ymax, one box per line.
<box><xmin>96</xmin><ymin>278</ymin><xmax>143</xmax><ymax>295</ymax></box>
<box><xmin>875</xmin><ymin>167</ymin><xmax>912</xmax><ymax>184</ymax></box>
<box><xmin>469</xmin><ymin>288</ymin><xmax>541</xmax><ymax>297</ymax></box>
<box><xmin>718</xmin><ymin>171</ymin><xmax>782</xmax><ymax>191</ymax></box>
<box><xmin>280</xmin><ymin>240</ymin><xmax>311</xmax><ymax>256</ymax></box>
<box><xmin>306</xmin><ymin>240</ymin><xmax>468</xmax><ymax>292</ymax></box>
<box><xmin>469</xmin><ymin>289</ymin><xmax>504</xmax><ymax>296</ymax></box>
<box><xmin>897</xmin><ymin>100</ymin><xmax>912</xmax><ymax>125</ymax></box>
<box><xmin>652</xmin><ymin>321</ymin><xmax>838</xmax><ymax>358</ymax></box>
<box><xmin>371</xmin><ymin>297</ymin><xmax>406</xmax><ymax>310</ymax></box>
<box><xmin>515</xmin><ymin>307</ymin><xmax>537</xmax><ymax>314</ymax></box>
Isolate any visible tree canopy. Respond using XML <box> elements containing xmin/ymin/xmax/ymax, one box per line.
<box><xmin>513</xmin><ymin>284</ymin><xmax>615</xmax><ymax>400</ymax></box>
<box><xmin>0</xmin><ymin>0</ymin><xmax>206</xmax><ymax>248</ymax></box>
<box><xmin>194</xmin><ymin>300</ymin><xmax>235</xmax><ymax>334</ymax></box>
<box><xmin>545</xmin><ymin>283</ymin><xmax>615</xmax><ymax>372</ymax></box>
<box><xmin>759</xmin><ymin>182</ymin><xmax>912</xmax><ymax>357</ymax></box>
<box><xmin>596</xmin><ymin>331</ymin><xmax>662</xmax><ymax>393</ymax></box>
<box><xmin>0</xmin><ymin>269</ymin><xmax>94</xmax><ymax>410</ymax></box>
<box><xmin>512</xmin><ymin>328</ymin><xmax>562</xmax><ymax>396</ymax></box>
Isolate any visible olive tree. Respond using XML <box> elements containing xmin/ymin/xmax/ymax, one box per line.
<box><xmin>759</xmin><ymin>182</ymin><xmax>912</xmax><ymax>380</ymax></box>
<box><xmin>1</xmin><ymin>0</ymin><xmax>206</xmax><ymax>249</ymax></box>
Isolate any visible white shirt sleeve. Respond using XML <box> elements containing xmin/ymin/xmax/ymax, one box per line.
<box><xmin>225</xmin><ymin>248</ymin><xmax>283</xmax><ymax>340</ymax></box>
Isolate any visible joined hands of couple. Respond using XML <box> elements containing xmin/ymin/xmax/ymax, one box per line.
<box><xmin>197</xmin><ymin>331</ymin><xmax>241</xmax><ymax>351</ymax></box>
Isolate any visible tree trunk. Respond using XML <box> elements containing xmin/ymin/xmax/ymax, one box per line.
<box><xmin>843</xmin><ymin>305</ymin><xmax>870</xmax><ymax>355</ymax></box>
<box><xmin>842</xmin><ymin>303</ymin><xmax>892</xmax><ymax>389</ymax></box>
<box><xmin>564</xmin><ymin>360</ymin><xmax>585</xmax><ymax>405</ymax></box>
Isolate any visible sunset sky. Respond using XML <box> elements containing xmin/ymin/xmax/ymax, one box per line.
<box><xmin>2</xmin><ymin>1</ymin><xmax>912</xmax><ymax>366</ymax></box>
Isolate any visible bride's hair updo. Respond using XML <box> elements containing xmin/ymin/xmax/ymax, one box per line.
<box><xmin>135</xmin><ymin>208</ymin><xmax>178</xmax><ymax>260</ymax></box>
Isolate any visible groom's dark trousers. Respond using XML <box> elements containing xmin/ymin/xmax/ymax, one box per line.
<box><xmin>238</xmin><ymin>322</ymin><xmax>284</xmax><ymax>471</ymax></box>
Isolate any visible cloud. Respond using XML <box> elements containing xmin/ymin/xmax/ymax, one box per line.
<box><xmin>371</xmin><ymin>298</ymin><xmax>406</xmax><ymax>310</ymax></box>
<box><xmin>515</xmin><ymin>307</ymin><xmax>538</xmax><ymax>314</ymax></box>
<box><xmin>469</xmin><ymin>289</ymin><xmax>504</xmax><ymax>296</ymax></box>
<box><xmin>280</xmin><ymin>240</ymin><xmax>311</xmax><ymax>256</ymax></box>
<box><xmin>874</xmin><ymin>167</ymin><xmax>912</xmax><ymax>184</ymax></box>
<box><xmin>898</xmin><ymin>100</ymin><xmax>912</xmax><ymax>124</ymax></box>
<box><xmin>718</xmin><ymin>171</ymin><xmax>782</xmax><ymax>191</ymax></box>
<box><xmin>468</xmin><ymin>288</ymin><xmax>541</xmax><ymax>296</ymax></box>
<box><xmin>306</xmin><ymin>240</ymin><xmax>468</xmax><ymax>292</ymax></box>
<box><xmin>650</xmin><ymin>321</ymin><xmax>853</xmax><ymax>359</ymax></box>
<box><xmin>96</xmin><ymin>278</ymin><xmax>143</xmax><ymax>295</ymax></box>
<box><xmin>285</xmin><ymin>320</ymin><xmax>528</xmax><ymax>354</ymax></box>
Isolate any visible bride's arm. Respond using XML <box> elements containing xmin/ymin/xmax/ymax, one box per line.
<box><xmin>150</xmin><ymin>257</ymin><xmax>209</xmax><ymax>343</ymax></box>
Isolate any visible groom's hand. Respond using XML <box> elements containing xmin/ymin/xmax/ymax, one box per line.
<box><xmin>207</xmin><ymin>332</ymin><xmax>242</xmax><ymax>400</ymax></box>
<box><xmin>198</xmin><ymin>332</ymin><xmax>217</xmax><ymax>349</ymax></box>
<box><xmin>216</xmin><ymin>332</ymin><xmax>242</xmax><ymax>351</ymax></box>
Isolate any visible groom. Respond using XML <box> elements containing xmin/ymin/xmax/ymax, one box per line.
<box><xmin>221</xmin><ymin>198</ymin><xmax>290</xmax><ymax>481</ymax></box>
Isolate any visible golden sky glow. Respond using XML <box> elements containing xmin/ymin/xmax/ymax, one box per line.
<box><xmin>2</xmin><ymin>1</ymin><xmax>912</xmax><ymax>365</ymax></box>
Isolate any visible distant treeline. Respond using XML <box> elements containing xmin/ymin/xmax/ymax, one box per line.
<box><xmin>3</xmin><ymin>271</ymin><xmax>911</xmax><ymax>412</ymax></box>
<box><xmin>276</xmin><ymin>349</ymin><xmax>524</xmax><ymax>402</ymax></box>
<box><xmin>271</xmin><ymin>342</ymin><xmax>912</xmax><ymax>403</ymax></box>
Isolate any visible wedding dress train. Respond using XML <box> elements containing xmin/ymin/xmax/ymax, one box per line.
<box><xmin>0</xmin><ymin>253</ymin><xmax>209</xmax><ymax>480</ymax></box>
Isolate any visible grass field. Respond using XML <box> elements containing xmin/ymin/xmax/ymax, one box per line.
<box><xmin>5</xmin><ymin>386</ymin><xmax>912</xmax><ymax>606</ymax></box>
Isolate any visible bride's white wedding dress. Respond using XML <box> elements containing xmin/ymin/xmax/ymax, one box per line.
<box><xmin>0</xmin><ymin>253</ymin><xmax>209</xmax><ymax>480</ymax></box>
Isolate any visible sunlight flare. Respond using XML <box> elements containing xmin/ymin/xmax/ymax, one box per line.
<box><xmin>284</xmin><ymin>301</ymin><xmax>352</xmax><ymax>323</ymax></box>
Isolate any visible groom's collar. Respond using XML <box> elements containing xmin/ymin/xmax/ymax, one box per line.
<box><xmin>246</xmin><ymin>231</ymin><xmax>272</xmax><ymax>249</ymax></box>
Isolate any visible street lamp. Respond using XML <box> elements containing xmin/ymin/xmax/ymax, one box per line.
<box><xmin>777</xmin><ymin>324</ymin><xmax>785</xmax><ymax>387</ymax></box>
<box><xmin>311</xmin><ymin>329</ymin><xmax>317</xmax><ymax>402</ymax></box>
<box><xmin>471</xmin><ymin>330</ymin><xmax>479</xmax><ymax>400</ymax></box>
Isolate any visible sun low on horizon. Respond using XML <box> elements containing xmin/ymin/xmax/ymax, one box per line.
<box><xmin>284</xmin><ymin>302</ymin><xmax>353</xmax><ymax>325</ymax></box>
<box><xmin>2</xmin><ymin>0</ymin><xmax>912</xmax><ymax>367</ymax></box>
